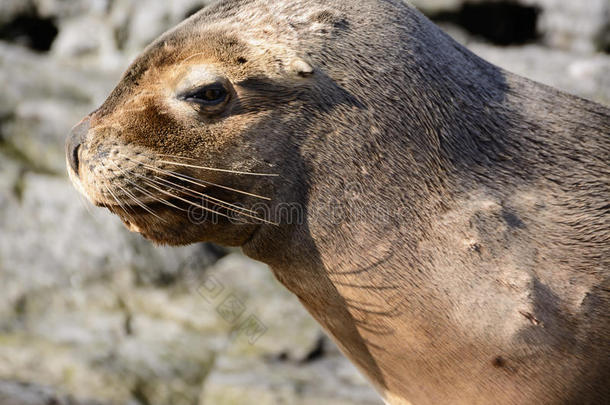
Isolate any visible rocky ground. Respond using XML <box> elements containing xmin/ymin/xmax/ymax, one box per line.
<box><xmin>0</xmin><ymin>1</ymin><xmax>608</xmax><ymax>404</ymax></box>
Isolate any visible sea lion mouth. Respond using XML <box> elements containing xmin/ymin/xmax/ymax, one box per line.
<box><xmin>95</xmin><ymin>183</ymin><xmax>270</xmax><ymax>246</ymax></box>
<box><xmin>97</xmin><ymin>197</ymin><xmax>181</xmax><ymax>215</ymax></box>
<box><xmin>97</xmin><ymin>182</ymin><xmax>271</xmax><ymax>232</ymax></box>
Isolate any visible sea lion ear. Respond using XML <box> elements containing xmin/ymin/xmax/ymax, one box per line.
<box><xmin>290</xmin><ymin>58</ymin><xmax>314</xmax><ymax>77</ymax></box>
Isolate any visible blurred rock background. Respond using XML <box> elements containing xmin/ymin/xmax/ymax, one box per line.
<box><xmin>0</xmin><ymin>0</ymin><xmax>608</xmax><ymax>404</ymax></box>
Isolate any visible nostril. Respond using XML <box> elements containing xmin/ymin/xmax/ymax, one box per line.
<box><xmin>71</xmin><ymin>143</ymin><xmax>81</xmax><ymax>174</ymax></box>
<box><xmin>66</xmin><ymin>116</ymin><xmax>90</xmax><ymax>176</ymax></box>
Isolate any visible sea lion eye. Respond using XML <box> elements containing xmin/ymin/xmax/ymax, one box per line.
<box><xmin>180</xmin><ymin>84</ymin><xmax>228</xmax><ymax>106</ymax></box>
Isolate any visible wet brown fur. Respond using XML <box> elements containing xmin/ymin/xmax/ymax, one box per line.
<box><xmin>66</xmin><ymin>0</ymin><xmax>610</xmax><ymax>404</ymax></box>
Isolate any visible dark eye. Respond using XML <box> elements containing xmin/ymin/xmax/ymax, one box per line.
<box><xmin>180</xmin><ymin>84</ymin><xmax>228</xmax><ymax>106</ymax></box>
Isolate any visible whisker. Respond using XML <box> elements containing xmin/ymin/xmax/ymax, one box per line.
<box><xmin>116</xmin><ymin>182</ymin><xmax>166</xmax><ymax>222</ymax></box>
<box><xmin>102</xmin><ymin>181</ymin><xmax>137</xmax><ymax>223</ymax></box>
<box><xmin>106</xmin><ymin>162</ymin><xmax>163</xmax><ymax>220</ymax></box>
<box><xmin>140</xmin><ymin>178</ymin><xmax>238</xmax><ymax>222</ymax></box>
<box><xmin>119</xmin><ymin>154</ymin><xmax>271</xmax><ymax>201</ymax></box>
<box><xmin>126</xmin><ymin>172</ymin><xmax>189</xmax><ymax>212</ymax></box>
<box><xmin>108</xmin><ymin>161</ymin><xmax>185</xmax><ymax>214</ymax></box>
<box><xmin>157</xmin><ymin>156</ymin><xmax>279</xmax><ymax>177</ymax></box>
<box><xmin>131</xmin><ymin>177</ymin><xmax>188</xmax><ymax>212</ymax></box>
<box><xmin>150</xmin><ymin>174</ymin><xmax>260</xmax><ymax>215</ymax></box>
<box><xmin>148</xmin><ymin>175</ymin><xmax>278</xmax><ymax>225</ymax></box>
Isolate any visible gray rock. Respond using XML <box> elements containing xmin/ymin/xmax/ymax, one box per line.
<box><xmin>194</xmin><ymin>254</ymin><xmax>382</xmax><ymax>404</ymax></box>
<box><xmin>0</xmin><ymin>43</ymin><xmax>121</xmax><ymax>174</ymax></box>
<box><xmin>0</xmin><ymin>169</ymin><xmax>219</xmax><ymax>324</ymax></box>
<box><xmin>0</xmin><ymin>1</ymin><xmax>609</xmax><ymax>404</ymax></box>
<box><xmin>470</xmin><ymin>43</ymin><xmax>610</xmax><ymax>105</ymax></box>
<box><xmin>0</xmin><ymin>246</ymin><xmax>377</xmax><ymax>404</ymax></box>
<box><xmin>52</xmin><ymin>15</ymin><xmax>119</xmax><ymax>62</ymax></box>
<box><xmin>412</xmin><ymin>0</ymin><xmax>610</xmax><ymax>53</ymax></box>
<box><xmin>529</xmin><ymin>0</ymin><xmax>610</xmax><ymax>53</ymax></box>
<box><xmin>0</xmin><ymin>1</ymin><xmax>32</xmax><ymax>25</ymax></box>
<box><xmin>0</xmin><ymin>380</ymin><xmax>105</xmax><ymax>405</ymax></box>
<box><xmin>33</xmin><ymin>0</ymin><xmax>110</xmax><ymax>20</ymax></box>
<box><xmin>202</xmin><ymin>356</ymin><xmax>383</xmax><ymax>405</ymax></box>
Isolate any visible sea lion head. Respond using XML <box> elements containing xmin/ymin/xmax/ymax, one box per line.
<box><xmin>65</xmin><ymin>1</ymin><xmax>338</xmax><ymax>246</ymax></box>
<box><xmin>66</xmin><ymin>0</ymin><xmax>469</xmax><ymax>249</ymax></box>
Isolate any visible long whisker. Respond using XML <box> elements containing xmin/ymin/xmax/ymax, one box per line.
<box><xmin>157</xmin><ymin>156</ymin><xmax>279</xmax><ymax>177</ymax></box>
<box><xmin>115</xmin><ymin>182</ymin><xmax>165</xmax><ymax>222</ymax></box>
<box><xmin>118</xmin><ymin>167</ymin><xmax>276</xmax><ymax>224</ymax></box>
<box><xmin>148</xmin><ymin>175</ymin><xmax>278</xmax><ymax>225</ymax></box>
<box><xmin>106</xmin><ymin>162</ymin><xmax>163</xmax><ymax>220</ymax></box>
<box><xmin>126</xmin><ymin>172</ymin><xmax>189</xmax><ymax>212</ymax></box>
<box><xmin>102</xmin><ymin>181</ymin><xmax>137</xmax><ymax>224</ymax></box>
<box><xmin>150</xmin><ymin>174</ymin><xmax>260</xmax><ymax>216</ymax></box>
<box><xmin>131</xmin><ymin>178</ymin><xmax>188</xmax><ymax>213</ymax></box>
<box><xmin>140</xmin><ymin>178</ymin><xmax>238</xmax><ymax>222</ymax></box>
<box><xmin>108</xmin><ymin>161</ymin><xmax>186</xmax><ymax>213</ymax></box>
<box><xmin>147</xmin><ymin>175</ymin><xmax>244</xmax><ymax>216</ymax></box>
<box><xmin>119</xmin><ymin>154</ymin><xmax>271</xmax><ymax>201</ymax></box>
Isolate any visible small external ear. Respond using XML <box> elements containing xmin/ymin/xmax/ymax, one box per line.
<box><xmin>291</xmin><ymin>58</ymin><xmax>314</xmax><ymax>77</ymax></box>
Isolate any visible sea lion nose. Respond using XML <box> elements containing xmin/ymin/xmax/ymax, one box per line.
<box><xmin>66</xmin><ymin>116</ymin><xmax>90</xmax><ymax>176</ymax></box>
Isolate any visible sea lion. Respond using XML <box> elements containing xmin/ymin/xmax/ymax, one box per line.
<box><xmin>65</xmin><ymin>0</ymin><xmax>610</xmax><ymax>403</ymax></box>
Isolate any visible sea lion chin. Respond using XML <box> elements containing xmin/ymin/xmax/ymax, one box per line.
<box><xmin>66</xmin><ymin>0</ymin><xmax>609</xmax><ymax>404</ymax></box>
